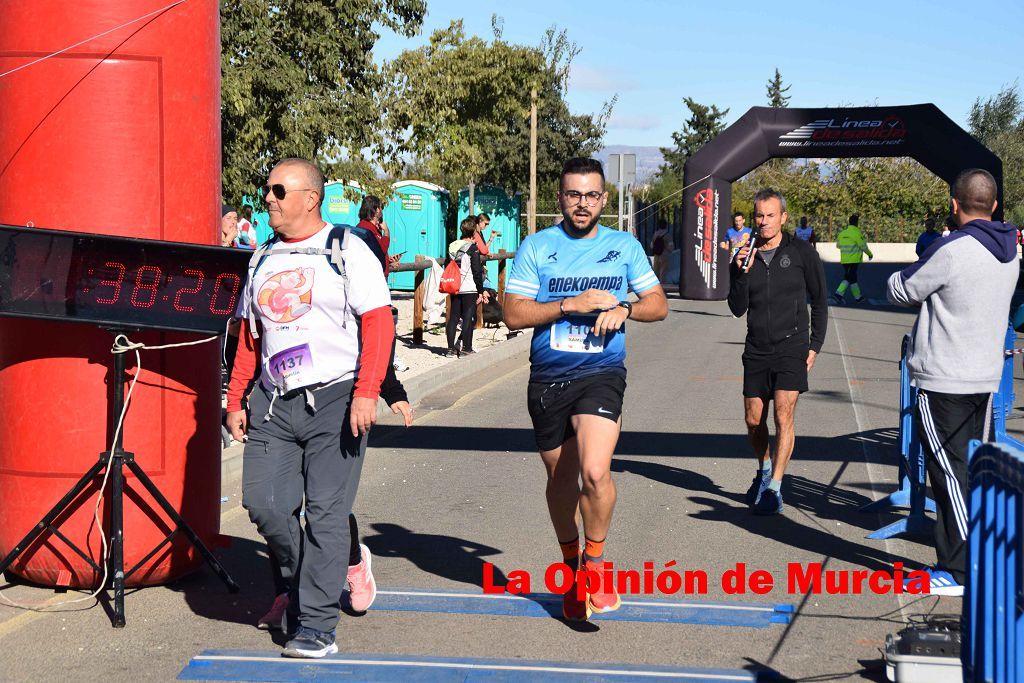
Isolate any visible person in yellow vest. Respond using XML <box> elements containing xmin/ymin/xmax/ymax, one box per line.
<box><xmin>831</xmin><ymin>214</ymin><xmax>873</xmax><ymax>304</ymax></box>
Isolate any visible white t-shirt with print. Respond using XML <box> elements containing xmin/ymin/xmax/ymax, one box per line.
<box><xmin>240</xmin><ymin>222</ymin><xmax>391</xmax><ymax>393</ymax></box>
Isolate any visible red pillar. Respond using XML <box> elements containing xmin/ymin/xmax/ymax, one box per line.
<box><xmin>0</xmin><ymin>0</ymin><xmax>223</xmax><ymax>587</ymax></box>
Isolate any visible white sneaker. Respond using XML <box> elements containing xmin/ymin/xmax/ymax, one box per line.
<box><xmin>393</xmin><ymin>357</ymin><xmax>409</xmax><ymax>372</ymax></box>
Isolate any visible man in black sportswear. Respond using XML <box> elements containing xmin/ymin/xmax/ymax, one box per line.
<box><xmin>728</xmin><ymin>188</ymin><xmax>828</xmax><ymax>515</ymax></box>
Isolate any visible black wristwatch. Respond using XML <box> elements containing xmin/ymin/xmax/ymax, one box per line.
<box><xmin>618</xmin><ymin>301</ymin><xmax>633</xmax><ymax>318</ymax></box>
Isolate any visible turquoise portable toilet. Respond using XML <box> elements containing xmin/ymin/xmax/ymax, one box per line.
<box><xmin>382</xmin><ymin>181</ymin><xmax>448</xmax><ymax>291</ymax></box>
<box><xmin>322</xmin><ymin>181</ymin><xmax>364</xmax><ymax>226</ymax></box>
<box><xmin>457</xmin><ymin>185</ymin><xmax>521</xmax><ymax>287</ymax></box>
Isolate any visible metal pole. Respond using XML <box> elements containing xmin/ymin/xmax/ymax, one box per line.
<box><xmin>617</xmin><ymin>155</ymin><xmax>624</xmax><ymax>230</ymax></box>
<box><xmin>468</xmin><ymin>181</ymin><xmax>475</xmax><ymax>218</ymax></box>
<box><xmin>627</xmin><ymin>189</ymin><xmax>635</xmax><ymax>236</ymax></box>
<box><xmin>529</xmin><ymin>88</ymin><xmax>537</xmax><ymax>235</ymax></box>
<box><xmin>110</xmin><ymin>347</ymin><xmax>126</xmax><ymax>627</ymax></box>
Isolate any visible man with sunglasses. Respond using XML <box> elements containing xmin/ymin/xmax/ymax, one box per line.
<box><xmin>504</xmin><ymin>157</ymin><xmax>668</xmax><ymax>621</ymax></box>
<box><xmin>225</xmin><ymin>158</ymin><xmax>394</xmax><ymax>658</ymax></box>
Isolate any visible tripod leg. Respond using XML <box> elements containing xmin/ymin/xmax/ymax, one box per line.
<box><xmin>0</xmin><ymin>459</ymin><xmax>107</xmax><ymax>580</ymax></box>
<box><xmin>110</xmin><ymin>454</ymin><xmax>126</xmax><ymax>628</ymax></box>
<box><xmin>124</xmin><ymin>459</ymin><xmax>239</xmax><ymax>593</ymax></box>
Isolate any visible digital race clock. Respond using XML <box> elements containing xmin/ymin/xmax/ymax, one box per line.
<box><xmin>0</xmin><ymin>224</ymin><xmax>252</xmax><ymax>334</ymax></box>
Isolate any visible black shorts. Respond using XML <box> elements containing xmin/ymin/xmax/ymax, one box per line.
<box><xmin>742</xmin><ymin>349</ymin><xmax>808</xmax><ymax>399</ymax></box>
<box><xmin>527</xmin><ymin>373</ymin><xmax>626</xmax><ymax>451</ymax></box>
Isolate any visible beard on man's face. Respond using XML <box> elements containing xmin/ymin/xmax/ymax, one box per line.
<box><xmin>561</xmin><ymin>205</ymin><xmax>601</xmax><ymax>236</ymax></box>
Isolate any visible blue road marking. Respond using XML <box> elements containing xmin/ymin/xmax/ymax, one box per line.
<box><xmin>178</xmin><ymin>650</ymin><xmax>757</xmax><ymax>682</ymax></box>
<box><xmin>369</xmin><ymin>586</ymin><xmax>792</xmax><ymax>627</ymax></box>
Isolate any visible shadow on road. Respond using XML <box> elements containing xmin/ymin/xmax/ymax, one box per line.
<box><xmin>170</xmin><ymin>536</ymin><xmax>276</xmax><ymax>627</ymax></box>
<box><xmin>363</xmin><ymin>522</ymin><xmax>508</xmax><ymax>588</ymax></box>
<box><xmin>372</xmin><ymin>425</ymin><xmax>901</xmax><ymax>468</ymax></box>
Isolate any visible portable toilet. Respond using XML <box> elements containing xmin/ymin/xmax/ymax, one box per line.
<box><xmin>322</xmin><ymin>181</ymin><xmax>364</xmax><ymax>226</ymax></box>
<box><xmin>457</xmin><ymin>185</ymin><xmax>521</xmax><ymax>287</ymax></box>
<box><xmin>382</xmin><ymin>181</ymin><xmax>448</xmax><ymax>291</ymax></box>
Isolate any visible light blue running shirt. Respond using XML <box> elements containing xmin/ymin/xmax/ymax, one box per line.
<box><xmin>506</xmin><ymin>224</ymin><xmax>660</xmax><ymax>382</ymax></box>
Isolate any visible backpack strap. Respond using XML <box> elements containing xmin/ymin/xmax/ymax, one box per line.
<box><xmin>343</xmin><ymin>224</ymin><xmax>388</xmax><ymax>273</ymax></box>
<box><xmin>246</xmin><ymin>224</ymin><xmax>389</xmax><ymax>336</ymax></box>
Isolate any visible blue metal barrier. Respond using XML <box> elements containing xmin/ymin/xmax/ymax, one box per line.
<box><xmin>993</xmin><ymin>324</ymin><xmax>1024</xmax><ymax>450</ymax></box>
<box><xmin>963</xmin><ymin>440</ymin><xmax>1024</xmax><ymax>683</ymax></box>
<box><xmin>862</xmin><ymin>334</ymin><xmax>935</xmax><ymax>539</ymax></box>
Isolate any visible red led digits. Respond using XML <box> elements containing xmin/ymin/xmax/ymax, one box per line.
<box><xmin>94</xmin><ymin>261</ymin><xmax>126</xmax><ymax>305</ymax></box>
<box><xmin>209</xmin><ymin>273</ymin><xmax>241</xmax><ymax>315</ymax></box>
<box><xmin>172</xmin><ymin>268</ymin><xmax>205</xmax><ymax>313</ymax></box>
<box><xmin>130</xmin><ymin>265</ymin><xmax>162</xmax><ymax>308</ymax></box>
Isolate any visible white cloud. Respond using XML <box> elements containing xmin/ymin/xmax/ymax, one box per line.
<box><xmin>568</xmin><ymin>64</ymin><xmax>638</xmax><ymax>92</ymax></box>
<box><xmin>608</xmin><ymin>114</ymin><xmax>661</xmax><ymax>131</ymax></box>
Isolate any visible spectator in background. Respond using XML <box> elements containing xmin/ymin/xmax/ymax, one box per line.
<box><xmin>221</xmin><ymin>204</ymin><xmax>239</xmax><ymax>247</ymax></box>
<box><xmin>721</xmin><ymin>212</ymin><xmax>752</xmax><ymax>256</ymax></box>
<box><xmin>446</xmin><ymin>217</ymin><xmax>489</xmax><ymax>357</ymax></box>
<box><xmin>651</xmin><ymin>217</ymin><xmax>673</xmax><ymax>282</ymax></box>
<box><xmin>356</xmin><ymin>195</ymin><xmax>401</xmax><ymax>271</ymax></box>
<box><xmin>357</xmin><ymin>195</ymin><xmax>408</xmax><ymax>372</ymax></box>
<box><xmin>794</xmin><ymin>216</ymin><xmax>817</xmax><ymax>247</ymax></box>
<box><xmin>236</xmin><ymin>206</ymin><xmax>257</xmax><ymax>249</ymax></box>
<box><xmin>474</xmin><ymin>212</ymin><xmax>497</xmax><ymax>256</ymax></box>
<box><xmin>915</xmin><ymin>217</ymin><xmax>941</xmax><ymax>257</ymax></box>
<box><xmin>942</xmin><ymin>214</ymin><xmax>956</xmax><ymax>237</ymax></box>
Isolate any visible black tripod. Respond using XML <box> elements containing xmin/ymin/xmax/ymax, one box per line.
<box><xmin>0</xmin><ymin>331</ymin><xmax>239</xmax><ymax>627</ymax></box>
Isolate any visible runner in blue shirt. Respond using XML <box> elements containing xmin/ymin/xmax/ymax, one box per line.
<box><xmin>794</xmin><ymin>216</ymin><xmax>817</xmax><ymax>246</ymax></box>
<box><xmin>504</xmin><ymin>157</ymin><xmax>668</xmax><ymax>621</ymax></box>
<box><xmin>721</xmin><ymin>212</ymin><xmax>753</xmax><ymax>257</ymax></box>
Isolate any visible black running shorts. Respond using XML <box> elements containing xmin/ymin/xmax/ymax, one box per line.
<box><xmin>742</xmin><ymin>348</ymin><xmax>808</xmax><ymax>399</ymax></box>
<box><xmin>527</xmin><ymin>373</ymin><xmax>626</xmax><ymax>451</ymax></box>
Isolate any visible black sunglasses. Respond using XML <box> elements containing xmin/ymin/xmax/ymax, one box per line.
<box><xmin>260</xmin><ymin>184</ymin><xmax>316</xmax><ymax>201</ymax></box>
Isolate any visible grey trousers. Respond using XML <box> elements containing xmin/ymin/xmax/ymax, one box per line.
<box><xmin>242</xmin><ymin>379</ymin><xmax>365</xmax><ymax>634</ymax></box>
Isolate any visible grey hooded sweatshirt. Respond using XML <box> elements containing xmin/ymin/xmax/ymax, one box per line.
<box><xmin>887</xmin><ymin>219</ymin><xmax>1019</xmax><ymax>394</ymax></box>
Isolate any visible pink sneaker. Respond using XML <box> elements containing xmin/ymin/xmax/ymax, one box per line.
<box><xmin>346</xmin><ymin>543</ymin><xmax>377</xmax><ymax>612</ymax></box>
<box><xmin>257</xmin><ymin>592</ymin><xmax>289</xmax><ymax>630</ymax></box>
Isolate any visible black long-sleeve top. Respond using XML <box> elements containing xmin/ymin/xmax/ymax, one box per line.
<box><xmin>727</xmin><ymin>232</ymin><xmax>828</xmax><ymax>354</ymax></box>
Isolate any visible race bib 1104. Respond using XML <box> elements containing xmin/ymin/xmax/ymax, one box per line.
<box><xmin>550</xmin><ymin>317</ymin><xmax>605</xmax><ymax>354</ymax></box>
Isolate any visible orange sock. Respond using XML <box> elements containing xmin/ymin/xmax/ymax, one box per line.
<box><xmin>559</xmin><ymin>537</ymin><xmax>580</xmax><ymax>566</ymax></box>
<box><xmin>584</xmin><ymin>537</ymin><xmax>605</xmax><ymax>563</ymax></box>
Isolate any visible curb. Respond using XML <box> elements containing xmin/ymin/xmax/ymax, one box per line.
<box><xmin>220</xmin><ymin>330</ymin><xmax>532</xmax><ymax>484</ymax></box>
<box><xmin>380</xmin><ymin>329</ymin><xmax>533</xmax><ymax>418</ymax></box>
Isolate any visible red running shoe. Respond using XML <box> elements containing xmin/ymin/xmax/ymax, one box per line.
<box><xmin>561</xmin><ymin>562</ymin><xmax>592</xmax><ymax>621</ymax></box>
<box><xmin>585</xmin><ymin>559</ymin><xmax>621</xmax><ymax>613</ymax></box>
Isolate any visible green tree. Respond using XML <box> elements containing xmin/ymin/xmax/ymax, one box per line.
<box><xmin>381</xmin><ymin>21</ymin><xmax>612</xmax><ymax>196</ymax></box>
<box><xmin>969</xmin><ymin>84</ymin><xmax>1021</xmax><ymax>145</ymax></box>
<box><xmin>735</xmin><ymin>157</ymin><xmax>947</xmax><ymax>241</ymax></box>
<box><xmin>968</xmin><ymin>83</ymin><xmax>1024</xmax><ymax>224</ymax></box>
<box><xmin>658</xmin><ymin>98</ymin><xmax>729</xmax><ymax>177</ymax></box>
<box><xmin>766</xmin><ymin>68</ymin><xmax>791</xmax><ymax>108</ymax></box>
<box><xmin>220</xmin><ymin>0</ymin><xmax>426</xmax><ymax>205</ymax></box>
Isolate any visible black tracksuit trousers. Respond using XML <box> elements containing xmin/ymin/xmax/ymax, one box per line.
<box><xmin>915</xmin><ymin>389</ymin><xmax>992</xmax><ymax>585</ymax></box>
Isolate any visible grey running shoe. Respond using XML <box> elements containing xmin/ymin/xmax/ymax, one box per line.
<box><xmin>283</xmin><ymin>627</ymin><xmax>338</xmax><ymax>658</ymax></box>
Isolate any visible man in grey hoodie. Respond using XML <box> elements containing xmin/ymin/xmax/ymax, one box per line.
<box><xmin>887</xmin><ymin>168</ymin><xmax>1018</xmax><ymax>596</ymax></box>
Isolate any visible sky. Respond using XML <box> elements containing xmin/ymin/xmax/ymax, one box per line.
<box><xmin>373</xmin><ymin>0</ymin><xmax>1024</xmax><ymax>149</ymax></box>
